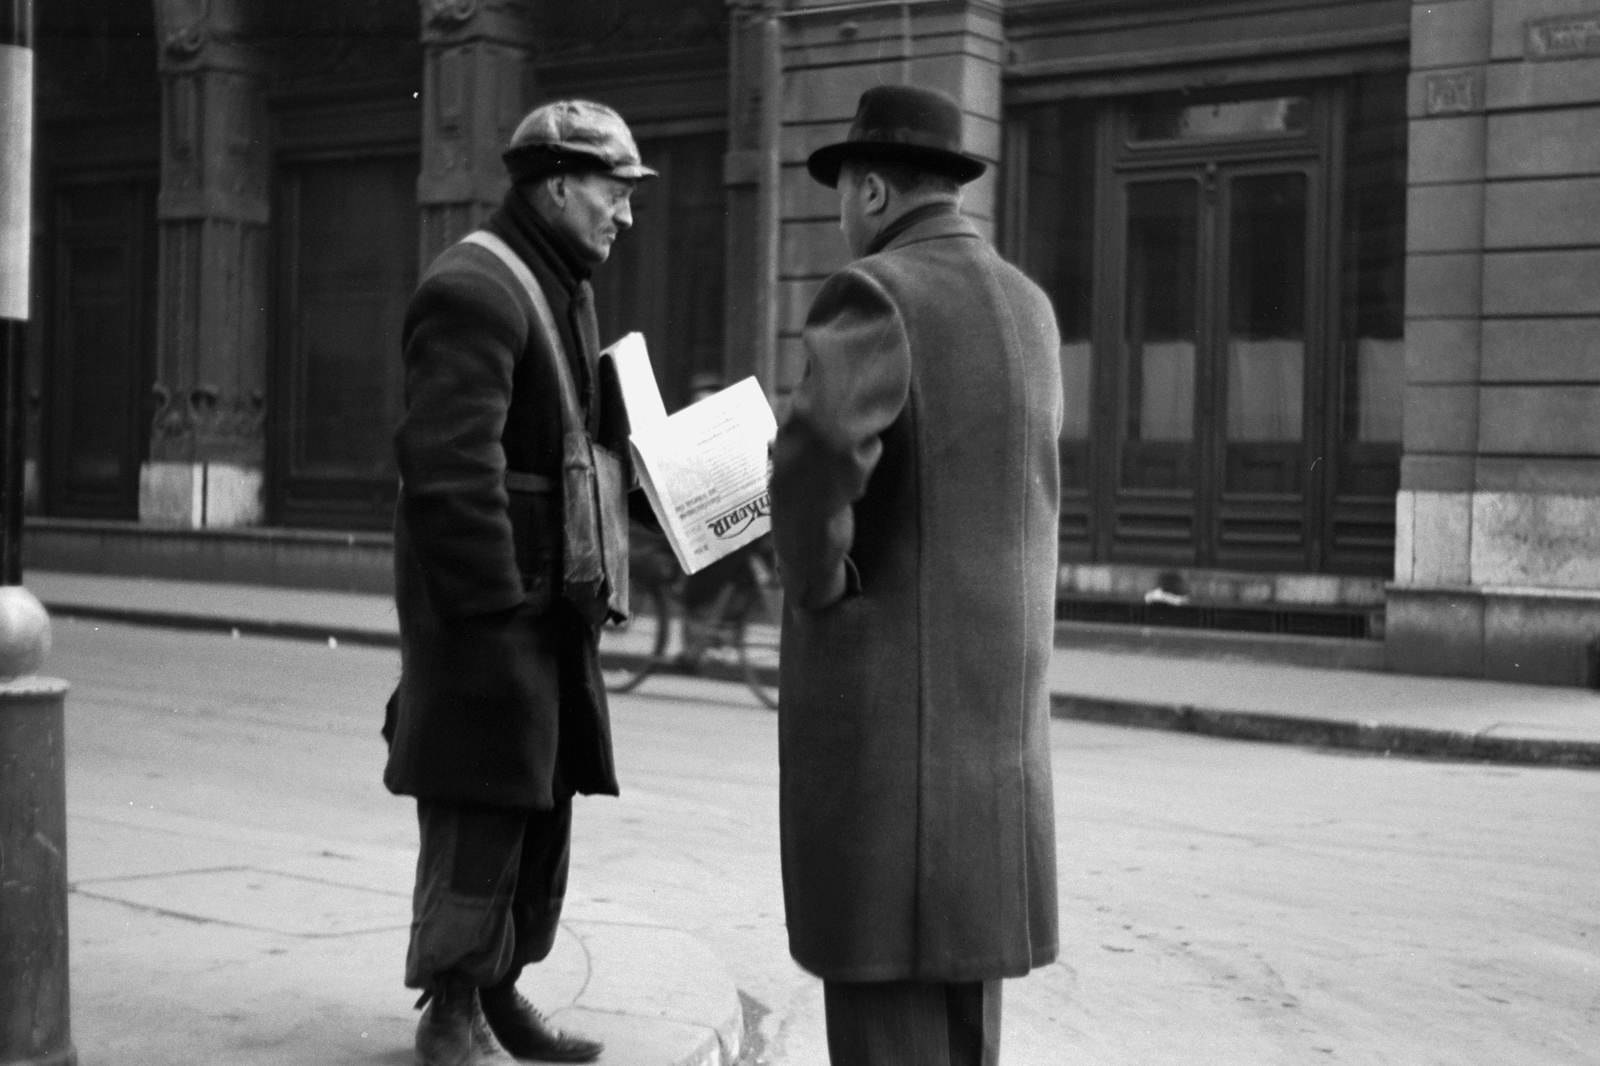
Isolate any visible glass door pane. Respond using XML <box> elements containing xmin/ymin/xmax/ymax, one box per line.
<box><xmin>1014</xmin><ymin>104</ymin><xmax>1096</xmax><ymax>490</ymax></box>
<box><xmin>1224</xmin><ymin>171</ymin><xmax>1308</xmax><ymax>494</ymax></box>
<box><xmin>1121</xmin><ymin>179</ymin><xmax>1199</xmax><ymax>491</ymax></box>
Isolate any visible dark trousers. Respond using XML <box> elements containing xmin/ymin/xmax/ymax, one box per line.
<box><xmin>405</xmin><ymin>798</ymin><xmax>572</xmax><ymax>990</ymax></box>
<box><xmin>823</xmin><ymin>979</ymin><xmax>1001</xmax><ymax>1066</ymax></box>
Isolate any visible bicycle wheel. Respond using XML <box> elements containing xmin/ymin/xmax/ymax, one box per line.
<box><xmin>600</xmin><ymin>579</ymin><xmax>670</xmax><ymax>693</ymax></box>
<box><xmin>737</xmin><ymin>557</ymin><xmax>783</xmax><ymax>709</ymax></box>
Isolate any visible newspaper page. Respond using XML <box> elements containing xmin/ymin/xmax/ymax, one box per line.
<box><xmin>630</xmin><ymin>390</ymin><xmax>777</xmax><ymax>575</ymax></box>
<box><xmin>599</xmin><ymin>334</ymin><xmax>777</xmax><ymax>574</ymax></box>
<box><xmin>603</xmin><ymin>332</ymin><xmax>668</xmax><ymax>432</ymax></box>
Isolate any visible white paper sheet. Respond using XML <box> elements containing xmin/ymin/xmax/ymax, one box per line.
<box><xmin>599</xmin><ymin>335</ymin><xmax>777</xmax><ymax>575</ymax></box>
<box><xmin>630</xmin><ymin>378</ymin><xmax>776</xmax><ymax>574</ymax></box>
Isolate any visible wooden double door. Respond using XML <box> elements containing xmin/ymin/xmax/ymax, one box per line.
<box><xmin>1012</xmin><ymin>77</ymin><xmax>1405</xmax><ymax>575</ymax></box>
<box><xmin>1114</xmin><ymin>156</ymin><xmax>1323</xmax><ymax>570</ymax></box>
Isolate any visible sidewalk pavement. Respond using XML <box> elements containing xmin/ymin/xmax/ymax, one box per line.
<box><xmin>28</xmin><ymin>569</ymin><xmax>1600</xmax><ymax>772</ymax></box>
<box><xmin>69</xmin><ymin>809</ymin><xmax>744</xmax><ymax>1066</ymax></box>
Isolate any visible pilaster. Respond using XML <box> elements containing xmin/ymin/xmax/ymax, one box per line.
<box><xmin>774</xmin><ymin>1</ymin><xmax>1004</xmax><ymax>399</ymax></box>
<box><xmin>1390</xmin><ymin>0</ymin><xmax>1600</xmax><ymax>685</ymax></box>
<box><xmin>145</xmin><ymin>0</ymin><xmax>268</xmax><ymax>527</ymax></box>
<box><xmin>723</xmin><ymin>0</ymin><xmax>781</xmax><ymax>393</ymax></box>
<box><xmin>417</xmin><ymin>0</ymin><xmax>536</xmax><ymax>267</ymax></box>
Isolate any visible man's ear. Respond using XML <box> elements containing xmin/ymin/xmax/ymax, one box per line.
<box><xmin>861</xmin><ymin>171</ymin><xmax>890</xmax><ymax>217</ymax></box>
<box><xmin>544</xmin><ymin>173</ymin><xmax>567</xmax><ymax>207</ymax></box>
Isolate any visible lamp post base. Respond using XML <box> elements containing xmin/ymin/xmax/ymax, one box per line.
<box><xmin>0</xmin><ymin>674</ymin><xmax>74</xmax><ymax>1066</ymax></box>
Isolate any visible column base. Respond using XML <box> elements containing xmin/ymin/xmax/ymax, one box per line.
<box><xmin>1386</xmin><ymin>583</ymin><xmax>1600</xmax><ymax>687</ymax></box>
<box><xmin>138</xmin><ymin>462</ymin><xmax>263</xmax><ymax>529</ymax></box>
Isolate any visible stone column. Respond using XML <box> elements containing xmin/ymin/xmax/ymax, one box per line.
<box><xmin>723</xmin><ymin>0</ymin><xmax>781</xmax><ymax>393</ymax></box>
<box><xmin>144</xmin><ymin>0</ymin><xmax>268</xmax><ymax>528</ymax></box>
<box><xmin>417</xmin><ymin>0</ymin><xmax>536</xmax><ymax>269</ymax></box>
<box><xmin>1390</xmin><ymin>0</ymin><xmax>1600</xmax><ymax>684</ymax></box>
<box><xmin>774</xmin><ymin>1</ymin><xmax>1003</xmax><ymax>404</ymax></box>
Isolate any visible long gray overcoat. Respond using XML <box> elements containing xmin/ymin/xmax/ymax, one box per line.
<box><xmin>769</xmin><ymin>206</ymin><xmax>1063</xmax><ymax>983</ymax></box>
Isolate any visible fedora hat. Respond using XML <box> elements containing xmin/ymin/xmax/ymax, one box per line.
<box><xmin>806</xmin><ymin>84</ymin><xmax>986</xmax><ymax>189</ymax></box>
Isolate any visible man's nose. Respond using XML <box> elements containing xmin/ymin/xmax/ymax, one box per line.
<box><xmin>614</xmin><ymin>198</ymin><xmax>633</xmax><ymax>230</ymax></box>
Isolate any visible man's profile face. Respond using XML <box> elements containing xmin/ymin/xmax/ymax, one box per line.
<box><xmin>548</xmin><ymin>171</ymin><xmax>636</xmax><ymax>265</ymax></box>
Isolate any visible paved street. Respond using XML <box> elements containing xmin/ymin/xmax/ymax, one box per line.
<box><xmin>52</xmin><ymin>617</ymin><xmax>1600</xmax><ymax>1066</ymax></box>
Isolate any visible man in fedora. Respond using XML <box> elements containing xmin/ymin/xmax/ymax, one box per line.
<box><xmin>769</xmin><ymin>84</ymin><xmax>1064</xmax><ymax>1066</ymax></box>
<box><xmin>384</xmin><ymin>99</ymin><xmax>653</xmax><ymax>1065</ymax></box>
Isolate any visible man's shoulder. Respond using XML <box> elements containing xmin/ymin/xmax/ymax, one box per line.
<box><xmin>870</xmin><ymin>229</ymin><xmax>1050</xmax><ymax>309</ymax></box>
<box><xmin>413</xmin><ymin>241</ymin><xmax>530</xmax><ymax>324</ymax></box>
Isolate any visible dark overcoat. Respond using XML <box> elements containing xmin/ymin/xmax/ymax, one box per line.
<box><xmin>770</xmin><ymin>206</ymin><xmax>1063</xmax><ymax>983</ymax></box>
<box><xmin>383</xmin><ymin>204</ymin><xmax>622</xmax><ymax>811</ymax></box>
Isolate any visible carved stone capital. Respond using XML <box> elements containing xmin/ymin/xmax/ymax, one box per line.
<box><xmin>419</xmin><ymin>0</ymin><xmax>536</xmax><ymax>47</ymax></box>
<box><xmin>149</xmin><ymin>383</ymin><xmax>266</xmax><ymax>465</ymax></box>
<box><xmin>154</xmin><ymin>0</ymin><xmax>262</xmax><ymax>75</ymax></box>
<box><xmin>425</xmin><ymin>0</ymin><xmax>479</xmax><ymax>30</ymax></box>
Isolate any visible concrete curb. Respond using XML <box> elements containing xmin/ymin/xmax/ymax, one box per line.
<box><xmin>1052</xmin><ymin>694</ymin><xmax>1600</xmax><ymax>768</ymax></box>
<box><xmin>45</xmin><ymin>599</ymin><xmax>1600</xmax><ymax>768</ymax></box>
<box><xmin>43</xmin><ymin>601</ymin><xmax>401</xmax><ymax>648</ymax></box>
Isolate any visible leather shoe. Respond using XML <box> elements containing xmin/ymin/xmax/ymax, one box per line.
<box><xmin>479</xmin><ymin>983</ymin><xmax>604</xmax><ymax>1063</ymax></box>
<box><xmin>415</xmin><ymin>977</ymin><xmax>518</xmax><ymax>1066</ymax></box>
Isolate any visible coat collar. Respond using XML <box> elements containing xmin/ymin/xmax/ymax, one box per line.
<box><xmin>870</xmin><ymin>201</ymin><xmax>980</xmax><ymax>256</ymax></box>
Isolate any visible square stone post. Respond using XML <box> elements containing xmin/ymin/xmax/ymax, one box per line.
<box><xmin>144</xmin><ymin>0</ymin><xmax>269</xmax><ymax>528</ymax></box>
<box><xmin>1390</xmin><ymin>0</ymin><xmax>1600</xmax><ymax>684</ymax></box>
<box><xmin>1387</xmin><ymin>0</ymin><xmax>1491</xmax><ymax>672</ymax></box>
<box><xmin>417</xmin><ymin>0</ymin><xmax>536</xmax><ymax>269</ymax></box>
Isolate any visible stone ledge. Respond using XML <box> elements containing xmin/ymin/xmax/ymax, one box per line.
<box><xmin>22</xmin><ymin>518</ymin><xmax>394</xmax><ymax>595</ymax></box>
<box><xmin>1059</xmin><ymin>562</ymin><xmax>1387</xmax><ymax>608</ymax></box>
<box><xmin>1387</xmin><ymin>582</ymin><xmax>1600</xmax><ymax>686</ymax></box>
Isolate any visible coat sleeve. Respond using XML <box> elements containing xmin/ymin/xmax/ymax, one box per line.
<box><xmin>771</xmin><ymin>266</ymin><xmax>911</xmax><ymax>611</ymax></box>
<box><xmin>395</xmin><ymin>261</ymin><xmax>527</xmax><ymax>619</ymax></box>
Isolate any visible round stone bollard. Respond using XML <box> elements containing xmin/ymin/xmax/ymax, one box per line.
<box><xmin>0</xmin><ymin>586</ymin><xmax>76</xmax><ymax>1066</ymax></box>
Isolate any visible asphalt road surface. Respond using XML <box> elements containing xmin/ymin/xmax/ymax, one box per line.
<box><xmin>50</xmin><ymin>618</ymin><xmax>1600</xmax><ymax>1066</ymax></box>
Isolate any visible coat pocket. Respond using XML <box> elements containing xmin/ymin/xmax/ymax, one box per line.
<box><xmin>508</xmin><ymin>489</ymin><xmax>559</xmax><ymax>614</ymax></box>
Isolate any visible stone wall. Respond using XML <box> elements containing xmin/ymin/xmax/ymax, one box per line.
<box><xmin>1392</xmin><ymin>0</ymin><xmax>1600</xmax><ymax>684</ymax></box>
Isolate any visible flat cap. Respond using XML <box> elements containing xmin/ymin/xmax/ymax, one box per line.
<box><xmin>502</xmin><ymin>99</ymin><xmax>657</xmax><ymax>184</ymax></box>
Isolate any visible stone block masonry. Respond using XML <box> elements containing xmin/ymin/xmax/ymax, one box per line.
<box><xmin>1391</xmin><ymin>0</ymin><xmax>1600</xmax><ymax>684</ymax></box>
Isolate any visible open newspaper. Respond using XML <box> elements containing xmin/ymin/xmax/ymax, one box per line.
<box><xmin>602</xmin><ymin>333</ymin><xmax>776</xmax><ymax>575</ymax></box>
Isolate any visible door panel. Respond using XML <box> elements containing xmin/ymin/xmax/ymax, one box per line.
<box><xmin>273</xmin><ymin>154</ymin><xmax>417</xmax><ymax>528</ymax></box>
<box><xmin>48</xmin><ymin>180</ymin><xmax>156</xmax><ymax>519</ymax></box>
<box><xmin>1109</xmin><ymin>159</ymin><xmax>1319</xmax><ymax>568</ymax></box>
<box><xmin>1113</xmin><ymin>178</ymin><xmax>1202</xmax><ymax>560</ymax></box>
<box><xmin>1217</xmin><ymin>168</ymin><xmax>1314</xmax><ymax>568</ymax></box>
<box><xmin>1008</xmin><ymin>103</ymin><xmax>1099</xmax><ymax>558</ymax></box>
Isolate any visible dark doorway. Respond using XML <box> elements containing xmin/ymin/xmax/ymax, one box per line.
<box><xmin>45</xmin><ymin>178</ymin><xmax>157</xmax><ymax>519</ymax></box>
<box><xmin>271</xmin><ymin>153</ymin><xmax>418</xmax><ymax>528</ymax></box>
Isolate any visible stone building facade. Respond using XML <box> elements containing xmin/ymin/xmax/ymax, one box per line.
<box><xmin>27</xmin><ymin>0</ymin><xmax>1600</xmax><ymax>684</ymax></box>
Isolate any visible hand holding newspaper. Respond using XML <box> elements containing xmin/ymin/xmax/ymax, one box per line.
<box><xmin>602</xmin><ymin>333</ymin><xmax>776</xmax><ymax>575</ymax></box>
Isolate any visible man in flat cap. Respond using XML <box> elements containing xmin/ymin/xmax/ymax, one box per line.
<box><xmin>383</xmin><ymin>99</ymin><xmax>653</xmax><ymax>1065</ymax></box>
<box><xmin>769</xmin><ymin>84</ymin><xmax>1064</xmax><ymax>1066</ymax></box>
